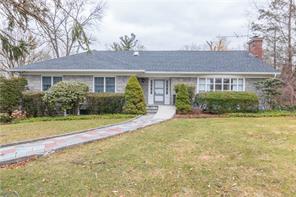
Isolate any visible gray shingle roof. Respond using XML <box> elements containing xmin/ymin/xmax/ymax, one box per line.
<box><xmin>14</xmin><ymin>50</ymin><xmax>277</xmax><ymax>73</ymax></box>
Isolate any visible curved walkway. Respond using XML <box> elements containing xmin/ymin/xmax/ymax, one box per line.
<box><xmin>0</xmin><ymin>106</ymin><xmax>176</xmax><ymax>165</ymax></box>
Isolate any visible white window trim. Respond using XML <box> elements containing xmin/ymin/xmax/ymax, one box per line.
<box><xmin>93</xmin><ymin>76</ymin><xmax>116</xmax><ymax>93</ymax></box>
<box><xmin>41</xmin><ymin>75</ymin><xmax>63</xmax><ymax>91</ymax></box>
<box><xmin>197</xmin><ymin>76</ymin><xmax>245</xmax><ymax>93</ymax></box>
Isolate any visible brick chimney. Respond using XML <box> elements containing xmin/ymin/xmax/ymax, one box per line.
<box><xmin>248</xmin><ymin>36</ymin><xmax>263</xmax><ymax>59</ymax></box>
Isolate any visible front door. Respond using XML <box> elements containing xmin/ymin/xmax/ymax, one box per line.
<box><xmin>154</xmin><ymin>80</ymin><xmax>165</xmax><ymax>105</ymax></box>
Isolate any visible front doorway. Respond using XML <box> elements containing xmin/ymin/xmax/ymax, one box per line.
<box><xmin>154</xmin><ymin>80</ymin><xmax>165</xmax><ymax>105</ymax></box>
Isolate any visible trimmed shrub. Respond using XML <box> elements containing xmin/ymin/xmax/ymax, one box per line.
<box><xmin>123</xmin><ymin>75</ymin><xmax>146</xmax><ymax>114</ymax></box>
<box><xmin>86</xmin><ymin>93</ymin><xmax>125</xmax><ymax>114</ymax></box>
<box><xmin>0</xmin><ymin>113</ymin><xmax>13</xmax><ymax>124</ymax></box>
<box><xmin>195</xmin><ymin>91</ymin><xmax>259</xmax><ymax>114</ymax></box>
<box><xmin>0</xmin><ymin>77</ymin><xmax>27</xmax><ymax>114</ymax></box>
<box><xmin>22</xmin><ymin>91</ymin><xmax>57</xmax><ymax>117</ymax></box>
<box><xmin>175</xmin><ymin>84</ymin><xmax>195</xmax><ymax>103</ymax></box>
<box><xmin>175</xmin><ymin>84</ymin><xmax>192</xmax><ymax>114</ymax></box>
<box><xmin>43</xmin><ymin>81</ymin><xmax>89</xmax><ymax>115</ymax></box>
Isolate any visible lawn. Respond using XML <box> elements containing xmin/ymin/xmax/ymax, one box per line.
<box><xmin>1</xmin><ymin>117</ymin><xmax>296</xmax><ymax>196</ymax></box>
<box><xmin>0</xmin><ymin>114</ymin><xmax>134</xmax><ymax>145</ymax></box>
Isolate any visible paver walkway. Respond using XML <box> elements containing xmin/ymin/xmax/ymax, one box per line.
<box><xmin>0</xmin><ymin>105</ymin><xmax>175</xmax><ymax>165</ymax></box>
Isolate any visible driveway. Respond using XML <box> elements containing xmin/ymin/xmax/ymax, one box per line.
<box><xmin>0</xmin><ymin>106</ymin><xmax>176</xmax><ymax>165</ymax></box>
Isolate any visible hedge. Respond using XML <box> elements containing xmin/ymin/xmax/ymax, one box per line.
<box><xmin>195</xmin><ymin>91</ymin><xmax>259</xmax><ymax>114</ymax></box>
<box><xmin>22</xmin><ymin>91</ymin><xmax>58</xmax><ymax>117</ymax></box>
<box><xmin>85</xmin><ymin>93</ymin><xmax>125</xmax><ymax>114</ymax></box>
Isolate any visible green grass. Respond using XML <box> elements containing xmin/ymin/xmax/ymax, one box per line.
<box><xmin>0</xmin><ymin>114</ymin><xmax>135</xmax><ymax>145</ymax></box>
<box><xmin>1</xmin><ymin>117</ymin><xmax>296</xmax><ymax>196</ymax></box>
<box><xmin>226</xmin><ymin>110</ymin><xmax>296</xmax><ymax>117</ymax></box>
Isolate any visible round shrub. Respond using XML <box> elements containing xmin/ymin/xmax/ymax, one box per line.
<box><xmin>175</xmin><ymin>84</ymin><xmax>192</xmax><ymax>114</ymax></box>
<box><xmin>43</xmin><ymin>81</ymin><xmax>89</xmax><ymax>115</ymax></box>
<box><xmin>175</xmin><ymin>84</ymin><xmax>195</xmax><ymax>104</ymax></box>
<box><xmin>195</xmin><ymin>91</ymin><xmax>259</xmax><ymax>114</ymax></box>
<box><xmin>122</xmin><ymin>75</ymin><xmax>146</xmax><ymax>114</ymax></box>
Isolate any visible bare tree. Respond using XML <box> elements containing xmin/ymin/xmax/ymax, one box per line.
<box><xmin>34</xmin><ymin>0</ymin><xmax>105</xmax><ymax>58</ymax></box>
<box><xmin>206</xmin><ymin>38</ymin><xmax>229</xmax><ymax>51</ymax></box>
<box><xmin>110</xmin><ymin>33</ymin><xmax>145</xmax><ymax>51</ymax></box>
<box><xmin>252</xmin><ymin>0</ymin><xmax>296</xmax><ymax>105</ymax></box>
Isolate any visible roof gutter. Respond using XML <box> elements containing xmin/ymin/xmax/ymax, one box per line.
<box><xmin>9</xmin><ymin>69</ymin><xmax>146</xmax><ymax>73</ymax></box>
<box><xmin>9</xmin><ymin>69</ymin><xmax>280</xmax><ymax>76</ymax></box>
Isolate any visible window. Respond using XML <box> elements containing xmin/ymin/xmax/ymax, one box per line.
<box><xmin>94</xmin><ymin>77</ymin><xmax>115</xmax><ymax>93</ymax></box>
<box><xmin>42</xmin><ymin>76</ymin><xmax>63</xmax><ymax>91</ymax></box>
<box><xmin>94</xmin><ymin>77</ymin><xmax>104</xmax><ymax>92</ymax></box>
<box><xmin>106</xmin><ymin>77</ymin><xmax>115</xmax><ymax>92</ymax></box>
<box><xmin>207</xmin><ymin>78</ymin><xmax>214</xmax><ymax>91</ymax></box>
<box><xmin>231</xmin><ymin>79</ymin><xmax>238</xmax><ymax>91</ymax></box>
<box><xmin>165</xmin><ymin>80</ymin><xmax>169</xmax><ymax>95</ymax></box>
<box><xmin>223</xmin><ymin>78</ymin><xmax>230</xmax><ymax>91</ymax></box>
<box><xmin>238</xmin><ymin>79</ymin><xmax>244</xmax><ymax>91</ymax></box>
<box><xmin>199</xmin><ymin>78</ymin><xmax>206</xmax><ymax>92</ymax></box>
<box><xmin>150</xmin><ymin>80</ymin><xmax>153</xmax><ymax>94</ymax></box>
<box><xmin>198</xmin><ymin>77</ymin><xmax>244</xmax><ymax>93</ymax></box>
<box><xmin>215</xmin><ymin>78</ymin><xmax>222</xmax><ymax>91</ymax></box>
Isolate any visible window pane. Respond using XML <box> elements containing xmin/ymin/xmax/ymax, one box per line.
<box><xmin>95</xmin><ymin>77</ymin><xmax>104</xmax><ymax>92</ymax></box>
<box><xmin>215</xmin><ymin>84</ymin><xmax>222</xmax><ymax>91</ymax></box>
<box><xmin>199</xmin><ymin>78</ymin><xmax>206</xmax><ymax>84</ymax></box>
<box><xmin>165</xmin><ymin>80</ymin><xmax>169</xmax><ymax>95</ymax></box>
<box><xmin>199</xmin><ymin>84</ymin><xmax>206</xmax><ymax>92</ymax></box>
<box><xmin>207</xmin><ymin>78</ymin><xmax>214</xmax><ymax>84</ymax></box>
<box><xmin>215</xmin><ymin>78</ymin><xmax>222</xmax><ymax>84</ymax></box>
<box><xmin>223</xmin><ymin>78</ymin><xmax>230</xmax><ymax>84</ymax></box>
<box><xmin>42</xmin><ymin>76</ymin><xmax>52</xmax><ymax>91</ymax></box>
<box><xmin>106</xmin><ymin>77</ymin><xmax>115</xmax><ymax>93</ymax></box>
<box><xmin>53</xmin><ymin>76</ymin><xmax>62</xmax><ymax>85</ymax></box>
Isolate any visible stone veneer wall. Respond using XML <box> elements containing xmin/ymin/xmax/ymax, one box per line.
<box><xmin>63</xmin><ymin>75</ymin><xmax>93</xmax><ymax>92</ymax></box>
<box><xmin>170</xmin><ymin>77</ymin><xmax>196</xmax><ymax>104</ymax></box>
<box><xmin>22</xmin><ymin>75</ymin><xmax>41</xmax><ymax>91</ymax></box>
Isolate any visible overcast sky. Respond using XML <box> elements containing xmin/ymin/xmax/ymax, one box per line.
<box><xmin>92</xmin><ymin>0</ymin><xmax>266</xmax><ymax>50</ymax></box>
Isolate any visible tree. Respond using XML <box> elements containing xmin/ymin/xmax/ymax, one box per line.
<box><xmin>175</xmin><ymin>84</ymin><xmax>192</xmax><ymax>114</ymax></box>
<box><xmin>252</xmin><ymin>0</ymin><xmax>295</xmax><ymax>71</ymax></box>
<box><xmin>0</xmin><ymin>0</ymin><xmax>48</xmax><ymax>74</ymax></box>
<box><xmin>34</xmin><ymin>0</ymin><xmax>104</xmax><ymax>58</ymax></box>
<box><xmin>252</xmin><ymin>0</ymin><xmax>296</xmax><ymax>105</ymax></box>
<box><xmin>0</xmin><ymin>77</ymin><xmax>27</xmax><ymax>114</ymax></box>
<box><xmin>206</xmin><ymin>38</ymin><xmax>229</xmax><ymax>51</ymax></box>
<box><xmin>122</xmin><ymin>76</ymin><xmax>146</xmax><ymax>114</ymax></box>
<box><xmin>43</xmin><ymin>81</ymin><xmax>89</xmax><ymax>116</ymax></box>
<box><xmin>110</xmin><ymin>33</ymin><xmax>145</xmax><ymax>51</ymax></box>
<box><xmin>255</xmin><ymin>78</ymin><xmax>284</xmax><ymax>109</ymax></box>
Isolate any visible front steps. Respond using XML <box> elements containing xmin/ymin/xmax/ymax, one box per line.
<box><xmin>146</xmin><ymin>105</ymin><xmax>159</xmax><ymax>114</ymax></box>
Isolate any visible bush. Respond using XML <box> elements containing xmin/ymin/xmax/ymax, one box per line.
<box><xmin>43</xmin><ymin>81</ymin><xmax>89</xmax><ymax>115</ymax></box>
<box><xmin>195</xmin><ymin>92</ymin><xmax>259</xmax><ymax>114</ymax></box>
<box><xmin>175</xmin><ymin>84</ymin><xmax>192</xmax><ymax>114</ymax></box>
<box><xmin>22</xmin><ymin>91</ymin><xmax>57</xmax><ymax>117</ymax></box>
<box><xmin>86</xmin><ymin>93</ymin><xmax>125</xmax><ymax>114</ymax></box>
<box><xmin>0</xmin><ymin>113</ymin><xmax>13</xmax><ymax>124</ymax></box>
<box><xmin>175</xmin><ymin>84</ymin><xmax>195</xmax><ymax>103</ymax></box>
<box><xmin>255</xmin><ymin>78</ymin><xmax>283</xmax><ymax>110</ymax></box>
<box><xmin>0</xmin><ymin>77</ymin><xmax>27</xmax><ymax>114</ymax></box>
<box><xmin>122</xmin><ymin>75</ymin><xmax>146</xmax><ymax>114</ymax></box>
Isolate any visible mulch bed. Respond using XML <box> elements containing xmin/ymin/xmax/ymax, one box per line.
<box><xmin>175</xmin><ymin>108</ymin><xmax>221</xmax><ymax>118</ymax></box>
